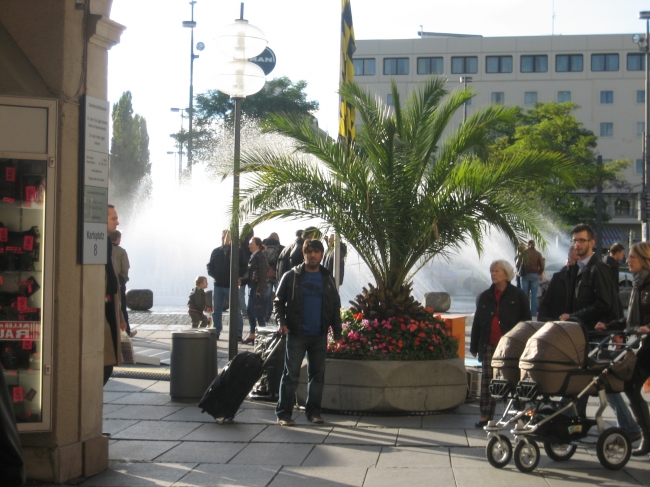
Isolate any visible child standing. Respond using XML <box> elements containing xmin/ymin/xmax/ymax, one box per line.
<box><xmin>188</xmin><ymin>276</ymin><xmax>212</xmax><ymax>328</ymax></box>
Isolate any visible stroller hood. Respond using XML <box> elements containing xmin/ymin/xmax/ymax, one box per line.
<box><xmin>520</xmin><ymin>321</ymin><xmax>587</xmax><ymax>371</ymax></box>
<box><xmin>492</xmin><ymin>321</ymin><xmax>545</xmax><ymax>386</ymax></box>
<box><xmin>519</xmin><ymin>321</ymin><xmax>591</xmax><ymax>395</ymax></box>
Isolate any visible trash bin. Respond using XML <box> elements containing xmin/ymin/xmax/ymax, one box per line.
<box><xmin>170</xmin><ymin>329</ymin><xmax>219</xmax><ymax>400</ymax></box>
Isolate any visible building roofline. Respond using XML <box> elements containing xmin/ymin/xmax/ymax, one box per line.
<box><xmin>418</xmin><ymin>31</ymin><xmax>482</xmax><ymax>38</ymax></box>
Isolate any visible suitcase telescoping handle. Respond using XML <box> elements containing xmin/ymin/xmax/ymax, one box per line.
<box><xmin>260</xmin><ymin>332</ymin><xmax>286</xmax><ymax>369</ymax></box>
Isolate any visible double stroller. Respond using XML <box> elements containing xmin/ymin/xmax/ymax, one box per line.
<box><xmin>484</xmin><ymin>320</ymin><xmax>645</xmax><ymax>473</ymax></box>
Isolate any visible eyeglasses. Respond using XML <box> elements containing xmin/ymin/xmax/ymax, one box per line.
<box><xmin>571</xmin><ymin>238</ymin><xmax>590</xmax><ymax>244</ymax></box>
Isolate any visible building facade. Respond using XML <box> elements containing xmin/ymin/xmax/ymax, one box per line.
<box><xmin>0</xmin><ymin>0</ymin><xmax>123</xmax><ymax>482</ymax></box>
<box><xmin>354</xmin><ymin>33</ymin><xmax>646</xmax><ymax>245</ymax></box>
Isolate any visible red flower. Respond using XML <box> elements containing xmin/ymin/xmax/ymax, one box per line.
<box><xmin>353</xmin><ymin>313</ymin><xmax>364</xmax><ymax>321</ymax></box>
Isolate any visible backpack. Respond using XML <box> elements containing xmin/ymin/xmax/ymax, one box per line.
<box><xmin>264</xmin><ymin>244</ymin><xmax>281</xmax><ymax>269</ymax></box>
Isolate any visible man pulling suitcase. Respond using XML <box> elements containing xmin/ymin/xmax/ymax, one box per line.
<box><xmin>274</xmin><ymin>239</ymin><xmax>342</xmax><ymax>425</ymax></box>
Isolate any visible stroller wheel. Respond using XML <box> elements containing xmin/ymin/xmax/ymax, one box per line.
<box><xmin>486</xmin><ymin>436</ymin><xmax>512</xmax><ymax>468</ymax></box>
<box><xmin>596</xmin><ymin>427</ymin><xmax>631</xmax><ymax>470</ymax></box>
<box><xmin>543</xmin><ymin>442</ymin><xmax>577</xmax><ymax>462</ymax></box>
<box><xmin>514</xmin><ymin>440</ymin><xmax>540</xmax><ymax>473</ymax></box>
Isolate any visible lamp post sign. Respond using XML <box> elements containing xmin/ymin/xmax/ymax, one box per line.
<box><xmin>249</xmin><ymin>46</ymin><xmax>276</xmax><ymax>75</ymax></box>
<box><xmin>80</xmin><ymin>95</ymin><xmax>110</xmax><ymax>264</ymax></box>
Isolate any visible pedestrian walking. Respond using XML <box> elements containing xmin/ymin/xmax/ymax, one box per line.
<box><xmin>471</xmin><ymin>259</ymin><xmax>531</xmax><ymax>427</ymax></box>
<box><xmin>517</xmin><ymin>240</ymin><xmax>545</xmax><ymax>316</ymax></box>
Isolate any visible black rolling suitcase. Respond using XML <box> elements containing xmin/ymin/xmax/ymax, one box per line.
<box><xmin>198</xmin><ymin>334</ymin><xmax>283</xmax><ymax>422</ymax></box>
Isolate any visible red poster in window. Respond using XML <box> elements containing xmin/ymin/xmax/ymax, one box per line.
<box><xmin>23</xmin><ymin>235</ymin><xmax>34</xmax><ymax>251</ymax></box>
<box><xmin>6</xmin><ymin>167</ymin><xmax>15</xmax><ymax>182</ymax></box>
<box><xmin>25</xmin><ymin>186</ymin><xmax>36</xmax><ymax>201</ymax></box>
<box><xmin>17</xmin><ymin>297</ymin><xmax>27</xmax><ymax>311</ymax></box>
<box><xmin>2</xmin><ymin>197</ymin><xmax>14</xmax><ymax>203</ymax></box>
<box><xmin>0</xmin><ymin>276</ymin><xmax>3</xmax><ymax>285</ymax></box>
<box><xmin>13</xmin><ymin>387</ymin><xmax>23</xmax><ymax>402</ymax></box>
<box><xmin>0</xmin><ymin>228</ymin><xmax>7</xmax><ymax>242</ymax></box>
<box><xmin>22</xmin><ymin>339</ymin><xmax>33</xmax><ymax>350</ymax></box>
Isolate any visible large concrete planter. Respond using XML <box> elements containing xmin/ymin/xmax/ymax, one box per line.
<box><xmin>297</xmin><ymin>357</ymin><xmax>466</xmax><ymax>413</ymax></box>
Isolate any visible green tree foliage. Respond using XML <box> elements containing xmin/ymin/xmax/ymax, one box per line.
<box><xmin>490</xmin><ymin>101</ymin><xmax>629</xmax><ymax>228</ymax></box>
<box><xmin>110</xmin><ymin>91</ymin><xmax>151</xmax><ymax>209</ymax></box>
<box><xmin>183</xmin><ymin>77</ymin><xmax>319</xmax><ymax>173</ymax></box>
<box><xmin>233</xmin><ymin>79</ymin><xmax>572</xmax><ymax>314</ymax></box>
<box><xmin>194</xmin><ymin>76</ymin><xmax>319</xmax><ymax>124</ymax></box>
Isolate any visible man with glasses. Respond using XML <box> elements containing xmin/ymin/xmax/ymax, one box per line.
<box><xmin>558</xmin><ymin>224</ymin><xmax>639</xmax><ymax>442</ymax></box>
<box><xmin>559</xmin><ymin>223</ymin><xmax>618</xmax><ymax>329</ymax></box>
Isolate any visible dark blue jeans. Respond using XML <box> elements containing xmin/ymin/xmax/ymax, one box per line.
<box><xmin>247</xmin><ymin>287</ymin><xmax>266</xmax><ymax>333</ymax></box>
<box><xmin>212</xmin><ymin>285</ymin><xmax>243</xmax><ymax>335</ymax></box>
<box><xmin>276</xmin><ymin>334</ymin><xmax>327</xmax><ymax>420</ymax></box>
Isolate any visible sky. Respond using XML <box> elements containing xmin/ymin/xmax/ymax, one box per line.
<box><xmin>108</xmin><ymin>0</ymin><xmax>650</xmax><ymax>185</ymax></box>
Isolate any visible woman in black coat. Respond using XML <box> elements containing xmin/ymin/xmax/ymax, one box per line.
<box><xmin>241</xmin><ymin>236</ymin><xmax>269</xmax><ymax>344</ymax></box>
<box><xmin>471</xmin><ymin>259</ymin><xmax>531</xmax><ymax>427</ymax></box>
<box><xmin>596</xmin><ymin>242</ymin><xmax>650</xmax><ymax>459</ymax></box>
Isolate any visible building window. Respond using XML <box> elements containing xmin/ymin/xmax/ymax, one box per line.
<box><xmin>485</xmin><ymin>55</ymin><xmax>512</xmax><ymax>73</ymax></box>
<box><xmin>600</xmin><ymin>122</ymin><xmax>614</xmax><ymax>137</ymax></box>
<box><xmin>600</xmin><ymin>91</ymin><xmax>614</xmax><ymax>104</ymax></box>
<box><xmin>638</xmin><ymin>90</ymin><xmax>646</xmax><ymax>103</ymax></box>
<box><xmin>353</xmin><ymin>58</ymin><xmax>376</xmax><ymax>76</ymax></box>
<box><xmin>451</xmin><ymin>56</ymin><xmax>478</xmax><ymax>74</ymax></box>
<box><xmin>637</xmin><ymin>122</ymin><xmax>646</xmax><ymax>137</ymax></box>
<box><xmin>521</xmin><ymin>55</ymin><xmax>548</xmax><ymax>73</ymax></box>
<box><xmin>591</xmin><ymin>53</ymin><xmax>619</xmax><ymax>72</ymax></box>
<box><xmin>556</xmin><ymin>54</ymin><xmax>583</xmax><ymax>72</ymax></box>
<box><xmin>387</xmin><ymin>94</ymin><xmax>394</xmax><ymax>107</ymax></box>
<box><xmin>491</xmin><ymin>92</ymin><xmax>505</xmax><ymax>104</ymax></box>
<box><xmin>615</xmin><ymin>198</ymin><xmax>631</xmax><ymax>216</ymax></box>
<box><xmin>524</xmin><ymin>91</ymin><xmax>538</xmax><ymax>105</ymax></box>
<box><xmin>383</xmin><ymin>57</ymin><xmax>409</xmax><ymax>75</ymax></box>
<box><xmin>628</xmin><ymin>53</ymin><xmax>646</xmax><ymax>71</ymax></box>
<box><xmin>558</xmin><ymin>91</ymin><xmax>571</xmax><ymax>102</ymax></box>
<box><xmin>637</xmin><ymin>159</ymin><xmax>644</xmax><ymax>174</ymax></box>
<box><xmin>417</xmin><ymin>57</ymin><xmax>443</xmax><ymax>75</ymax></box>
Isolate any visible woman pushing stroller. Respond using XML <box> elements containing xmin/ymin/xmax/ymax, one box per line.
<box><xmin>595</xmin><ymin>241</ymin><xmax>650</xmax><ymax>460</ymax></box>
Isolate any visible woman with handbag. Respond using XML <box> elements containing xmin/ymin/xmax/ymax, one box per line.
<box><xmin>596</xmin><ymin>241</ymin><xmax>650</xmax><ymax>459</ymax></box>
<box><xmin>241</xmin><ymin>236</ymin><xmax>269</xmax><ymax>344</ymax></box>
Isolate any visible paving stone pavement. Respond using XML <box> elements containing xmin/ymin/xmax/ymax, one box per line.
<box><xmin>27</xmin><ymin>312</ymin><xmax>650</xmax><ymax>487</ymax></box>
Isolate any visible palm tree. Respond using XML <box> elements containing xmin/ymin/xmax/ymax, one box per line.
<box><xmin>237</xmin><ymin>78</ymin><xmax>572</xmax><ymax>318</ymax></box>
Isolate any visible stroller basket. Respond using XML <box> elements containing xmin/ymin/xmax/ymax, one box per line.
<box><xmin>516</xmin><ymin>379</ymin><xmax>539</xmax><ymax>401</ymax></box>
<box><xmin>489</xmin><ymin>378</ymin><xmax>512</xmax><ymax>400</ymax></box>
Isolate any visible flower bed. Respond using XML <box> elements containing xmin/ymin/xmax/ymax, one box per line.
<box><xmin>327</xmin><ymin>308</ymin><xmax>458</xmax><ymax>361</ymax></box>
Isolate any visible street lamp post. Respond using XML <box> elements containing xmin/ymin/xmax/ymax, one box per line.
<box><xmin>167</xmin><ymin>149</ymin><xmax>185</xmax><ymax>181</ymax></box>
<box><xmin>170</xmin><ymin>107</ymin><xmax>187</xmax><ymax>178</ymax></box>
<box><xmin>460</xmin><ymin>76</ymin><xmax>472</xmax><ymax>122</ymax></box>
<box><xmin>182</xmin><ymin>1</ymin><xmax>204</xmax><ymax>176</ymax></box>
<box><xmin>635</xmin><ymin>11</ymin><xmax>650</xmax><ymax>241</ymax></box>
<box><xmin>215</xmin><ymin>3</ymin><xmax>267</xmax><ymax>360</ymax></box>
